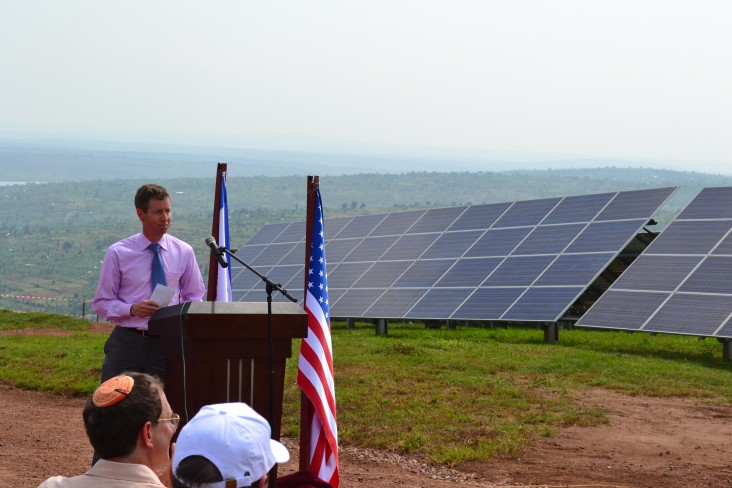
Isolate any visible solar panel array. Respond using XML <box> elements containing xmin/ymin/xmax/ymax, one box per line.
<box><xmin>577</xmin><ymin>186</ymin><xmax>732</xmax><ymax>339</ymax></box>
<box><xmin>231</xmin><ymin>187</ymin><xmax>676</xmax><ymax>323</ymax></box>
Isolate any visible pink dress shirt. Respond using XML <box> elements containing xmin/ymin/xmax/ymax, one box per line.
<box><xmin>92</xmin><ymin>233</ymin><xmax>206</xmax><ymax>330</ymax></box>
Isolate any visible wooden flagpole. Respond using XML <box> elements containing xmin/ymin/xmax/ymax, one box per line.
<box><xmin>206</xmin><ymin>162</ymin><xmax>227</xmax><ymax>301</ymax></box>
<box><xmin>299</xmin><ymin>175</ymin><xmax>318</xmax><ymax>470</ymax></box>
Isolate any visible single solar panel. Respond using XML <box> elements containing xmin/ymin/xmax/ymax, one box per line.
<box><xmin>273</xmin><ymin>221</ymin><xmax>306</xmax><ymax>243</ymax></box>
<box><xmin>381</xmin><ymin>233</ymin><xmax>437</xmax><ymax>260</ymax></box>
<box><xmin>676</xmin><ymin>186</ymin><xmax>732</xmax><ymax>220</ymax></box>
<box><xmin>608</xmin><ymin>255</ymin><xmax>701</xmax><ymax>291</ymax></box>
<box><xmin>342</xmin><ymin>235</ymin><xmax>398</xmax><ymax>262</ymax></box>
<box><xmin>409</xmin><ymin>206</ymin><xmax>467</xmax><ymax>233</ymax></box>
<box><xmin>334</xmin><ymin>288</ymin><xmax>387</xmax><ymax>316</ymax></box>
<box><xmin>394</xmin><ymin>260</ymin><xmax>455</xmax><ymax>287</ymax></box>
<box><xmin>482</xmin><ymin>255</ymin><xmax>557</xmax><ymax>287</ymax></box>
<box><xmin>250</xmin><ymin>243</ymin><xmax>297</xmax><ymax>266</ymax></box>
<box><xmin>535</xmin><ymin>253</ymin><xmax>615</xmax><ymax>286</ymax></box>
<box><xmin>465</xmin><ymin>227</ymin><xmax>532</xmax><ymax>257</ymax></box>
<box><xmin>449</xmin><ymin>202</ymin><xmax>511</xmax><ymax>231</ymax></box>
<box><xmin>368</xmin><ymin>288</ymin><xmax>430</xmax><ymax>317</ymax></box>
<box><xmin>576</xmin><ymin>290</ymin><xmax>670</xmax><ymax>330</ymax></box>
<box><xmin>512</xmin><ymin>223</ymin><xmax>587</xmax><ymax>255</ymax></box>
<box><xmin>502</xmin><ymin>287</ymin><xmax>586</xmax><ymax>322</ymax></box>
<box><xmin>643</xmin><ymin>294</ymin><xmax>732</xmax><ymax>336</ymax></box>
<box><xmin>354</xmin><ymin>261</ymin><xmax>412</xmax><ymax>288</ymax></box>
<box><xmin>407</xmin><ymin>288</ymin><xmax>473</xmax><ymax>319</ymax></box>
<box><xmin>577</xmin><ymin>186</ymin><xmax>732</xmax><ymax>339</ymax></box>
<box><xmin>542</xmin><ymin>192</ymin><xmax>615</xmax><ymax>224</ymax></box>
<box><xmin>453</xmin><ymin>287</ymin><xmax>525</xmax><ymax>320</ymax></box>
<box><xmin>244</xmin><ymin>222</ymin><xmax>289</xmax><ymax>245</ymax></box>
<box><xmin>336</xmin><ymin>214</ymin><xmax>386</xmax><ymax>238</ymax></box>
<box><xmin>371</xmin><ymin>210</ymin><xmax>425</xmax><ymax>236</ymax></box>
<box><xmin>436</xmin><ymin>257</ymin><xmax>503</xmax><ymax>287</ymax></box>
<box><xmin>595</xmin><ymin>187</ymin><xmax>677</xmax><ymax>220</ymax></box>
<box><xmin>565</xmin><ymin>220</ymin><xmax>648</xmax><ymax>253</ymax></box>
<box><xmin>493</xmin><ymin>197</ymin><xmax>562</xmax><ymax>227</ymax></box>
<box><xmin>324</xmin><ymin>216</ymin><xmax>353</xmax><ymax>239</ymax></box>
<box><xmin>421</xmin><ymin>230</ymin><xmax>484</xmax><ymax>259</ymax></box>
<box><xmin>640</xmin><ymin>220</ymin><xmax>732</xmax><ymax>255</ymax></box>
<box><xmin>230</xmin><ymin>187</ymin><xmax>676</xmax><ymax>322</ymax></box>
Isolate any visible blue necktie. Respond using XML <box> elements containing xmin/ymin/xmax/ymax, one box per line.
<box><xmin>148</xmin><ymin>242</ymin><xmax>167</xmax><ymax>291</ymax></box>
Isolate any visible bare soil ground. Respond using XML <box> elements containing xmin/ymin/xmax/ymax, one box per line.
<box><xmin>2</xmin><ymin>326</ymin><xmax>732</xmax><ymax>488</ymax></box>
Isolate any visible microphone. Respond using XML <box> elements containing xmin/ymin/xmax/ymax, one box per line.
<box><xmin>205</xmin><ymin>236</ymin><xmax>228</xmax><ymax>268</ymax></box>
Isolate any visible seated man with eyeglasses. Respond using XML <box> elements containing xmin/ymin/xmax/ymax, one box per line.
<box><xmin>38</xmin><ymin>372</ymin><xmax>179</xmax><ymax>488</ymax></box>
<box><xmin>171</xmin><ymin>402</ymin><xmax>290</xmax><ymax>488</ymax></box>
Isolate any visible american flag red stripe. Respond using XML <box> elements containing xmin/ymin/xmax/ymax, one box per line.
<box><xmin>299</xmin><ymin>337</ymin><xmax>336</xmax><ymax>414</ymax></box>
<box><xmin>297</xmin><ymin>188</ymin><xmax>339</xmax><ymax>486</ymax></box>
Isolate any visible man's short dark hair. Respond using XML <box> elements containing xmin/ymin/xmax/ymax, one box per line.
<box><xmin>135</xmin><ymin>184</ymin><xmax>170</xmax><ymax>213</ymax></box>
<box><xmin>172</xmin><ymin>455</ymin><xmax>261</xmax><ymax>488</ymax></box>
<box><xmin>83</xmin><ymin>372</ymin><xmax>164</xmax><ymax>459</ymax></box>
<box><xmin>172</xmin><ymin>455</ymin><xmax>224</xmax><ymax>488</ymax></box>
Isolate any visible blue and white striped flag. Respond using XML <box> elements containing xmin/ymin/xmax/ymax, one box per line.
<box><xmin>215</xmin><ymin>174</ymin><xmax>232</xmax><ymax>302</ymax></box>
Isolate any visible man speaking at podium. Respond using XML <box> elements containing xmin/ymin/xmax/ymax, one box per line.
<box><xmin>93</xmin><ymin>183</ymin><xmax>206</xmax><ymax>383</ymax></box>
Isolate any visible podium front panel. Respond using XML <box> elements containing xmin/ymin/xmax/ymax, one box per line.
<box><xmin>149</xmin><ymin>301</ymin><xmax>308</xmax><ymax>437</ymax></box>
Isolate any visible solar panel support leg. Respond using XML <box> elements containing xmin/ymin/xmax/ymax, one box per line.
<box><xmin>347</xmin><ymin>318</ymin><xmax>356</xmax><ymax>329</ymax></box>
<box><xmin>543</xmin><ymin>323</ymin><xmax>559</xmax><ymax>343</ymax></box>
<box><xmin>722</xmin><ymin>339</ymin><xmax>732</xmax><ymax>362</ymax></box>
<box><xmin>376</xmin><ymin>318</ymin><xmax>388</xmax><ymax>336</ymax></box>
<box><xmin>446</xmin><ymin>320</ymin><xmax>456</xmax><ymax>330</ymax></box>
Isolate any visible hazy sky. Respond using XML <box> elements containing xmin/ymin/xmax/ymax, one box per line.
<box><xmin>1</xmin><ymin>1</ymin><xmax>730</xmax><ymax>173</ymax></box>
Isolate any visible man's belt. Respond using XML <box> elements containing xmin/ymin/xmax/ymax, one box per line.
<box><xmin>116</xmin><ymin>325</ymin><xmax>152</xmax><ymax>337</ymax></box>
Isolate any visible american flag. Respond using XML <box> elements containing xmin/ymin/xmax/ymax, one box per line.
<box><xmin>297</xmin><ymin>189</ymin><xmax>339</xmax><ymax>486</ymax></box>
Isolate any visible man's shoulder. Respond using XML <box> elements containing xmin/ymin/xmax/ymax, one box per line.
<box><xmin>36</xmin><ymin>474</ymin><xmax>89</xmax><ymax>488</ymax></box>
<box><xmin>107</xmin><ymin>233</ymin><xmax>144</xmax><ymax>251</ymax></box>
<box><xmin>164</xmin><ymin>234</ymin><xmax>195</xmax><ymax>251</ymax></box>
<box><xmin>37</xmin><ymin>475</ymin><xmax>66</xmax><ymax>488</ymax></box>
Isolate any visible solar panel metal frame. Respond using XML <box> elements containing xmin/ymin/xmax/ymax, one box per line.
<box><xmin>230</xmin><ymin>187</ymin><xmax>677</xmax><ymax>323</ymax></box>
<box><xmin>576</xmin><ymin>186</ymin><xmax>732</xmax><ymax>339</ymax></box>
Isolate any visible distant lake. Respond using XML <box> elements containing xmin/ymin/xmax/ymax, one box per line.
<box><xmin>0</xmin><ymin>182</ymin><xmax>26</xmax><ymax>186</ymax></box>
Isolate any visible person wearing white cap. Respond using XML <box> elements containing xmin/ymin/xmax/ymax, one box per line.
<box><xmin>171</xmin><ymin>402</ymin><xmax>290</xmax><ymax>488</ymax></box>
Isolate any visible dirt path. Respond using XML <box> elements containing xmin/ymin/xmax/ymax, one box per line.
<box><xmin>2</xmin><ymin>326</ymin><xmax>732</xmax><ymax>487</ymax></box>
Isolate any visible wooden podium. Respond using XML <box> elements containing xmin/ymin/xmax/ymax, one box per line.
<box><xmin>148</xmin><ymin>301</ymin><xmax>308</xmax><ymax>439</ymax></box>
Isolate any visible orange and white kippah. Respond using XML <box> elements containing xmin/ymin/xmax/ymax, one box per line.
<box><xmin>93</xmin><ymin>375</ymin><xmax>135</xmax><ymax>407</ymax></box>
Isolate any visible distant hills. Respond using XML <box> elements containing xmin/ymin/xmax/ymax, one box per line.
<box><xmin>0</xmin><ymin>137</ymin><xmax>708</xmax><ymax>182</ymax></box>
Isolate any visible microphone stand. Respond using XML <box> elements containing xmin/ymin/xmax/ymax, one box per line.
<box><xmin>217</xmin><ymin>247</ymin><xmax>297</xmax><ymax>434</ymax></box>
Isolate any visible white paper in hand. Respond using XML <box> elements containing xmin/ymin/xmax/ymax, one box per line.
<box><xmin>150</xmin><ymin>284</ymin><xmax>175</xmax><ymax>307</ymax></box>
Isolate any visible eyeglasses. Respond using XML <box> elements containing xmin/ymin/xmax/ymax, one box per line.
<box><xmin>156</xmin><ymin>413</ymin><xmax>181</xmax><ymax>427</ymax></box>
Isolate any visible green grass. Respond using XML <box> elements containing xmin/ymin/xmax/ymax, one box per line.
<box><xmin>2</xmin><ymin>312</ymin><xmax>731</xmax><ymax>466</ymax></box>
<box><xmin>0</xmin><ymin>333</ymin><xmax>106</xmax><ymax>394</ymax></box>
<box><xmin>282</xmin><ymin>323</ymin><xmax>732</xmax><ymax>465</ymax></box>
<box><xmin>0</xmin><ymin>309</ymin><xmax>91</xmax><ymax>331</ymax></box>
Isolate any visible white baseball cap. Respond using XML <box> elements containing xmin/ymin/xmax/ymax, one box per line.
<box><xmin>172</xmin><ymin>403</ymin><xmax>290</xmax><ymax>488</ymax></box>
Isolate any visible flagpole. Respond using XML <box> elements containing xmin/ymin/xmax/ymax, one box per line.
<box><xmin>299</xmin><ymin>175</ymin><xmax>318</xmax><ymax>471</ymax></box>
<box><xmin>207</xmin><ymin>162</ymin><xmax>227</xmax><ymax>301</ymax></box>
